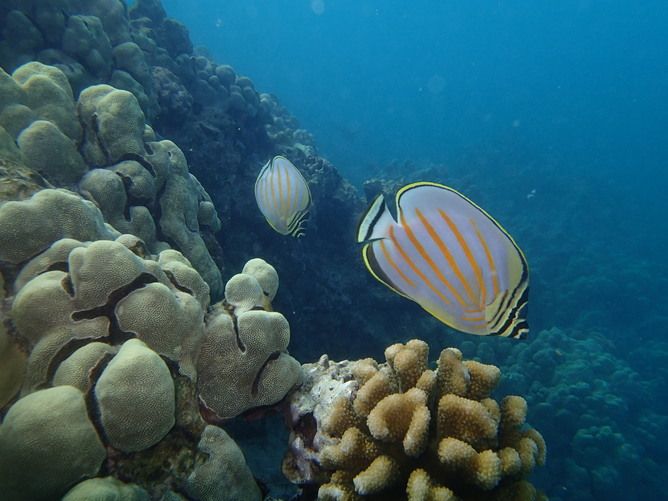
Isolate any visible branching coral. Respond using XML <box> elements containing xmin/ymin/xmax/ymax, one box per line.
<box><xmin>284</xmin><ymin>339</ymin><xmax>547</xmax><ymax>500</ymax></box>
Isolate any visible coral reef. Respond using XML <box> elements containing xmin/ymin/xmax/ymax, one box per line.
<box><xmin>283</xmin><ymin>339</ymin><xmax>546</xmax><ymax>500</ymax></box>
<box><xmin>197</xmin><ymin>258</ymin><xmax>302</xmax><ymax>419</ymax></box>
<box><xmin>0</xmin><ymin>58</ymin><xmax>224</xmax><ymax>297</ymax></box>
<box><xmin>453</xmin><ymin>327</ymin><xmax>665</xmax><ymax>501</ymax></box>
<box><xmin>0</xmin><ymin>0</ymin><xmax>387</xmax><ymax>366</ymax></box>
<box><xmin>0</xmin><ymin>196</ymin><xmax>299</xmax><ymax>500</ymax></box>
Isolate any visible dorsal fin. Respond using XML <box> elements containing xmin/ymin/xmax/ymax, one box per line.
<box><xmin>356</xmin><ymin>194</ymin><xmax>394</xmax><ymax>243</ymax></box>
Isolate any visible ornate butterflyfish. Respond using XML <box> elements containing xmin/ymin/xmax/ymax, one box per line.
<box><xmin>356</xmin><ymin>181</ymin><xmax>529</xmax><ymax>338</ymax></box>
<box><xmin>254</xmin><ymin>155</ymin><xmax>311</xmax><ymax>237</ymax></box>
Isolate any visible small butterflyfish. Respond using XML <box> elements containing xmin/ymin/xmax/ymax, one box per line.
<box><xmin>356</xmin><ymin>181</ymin><xmax>529</xmax><ymax>339</ymax></box>
<box><xmin>254</xmin><ymin>156</ymin><xmax>311</xmax><ymax>237</ymax></box>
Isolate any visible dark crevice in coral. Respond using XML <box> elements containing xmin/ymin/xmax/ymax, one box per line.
<box><xmin>198</xmin><ymin>397</ymin><xmax>227</xmax><ymax>426</ymax></box>
<box><xmin>116</xmin><ymin>172</ymin><xmax>134</xmax><ymax>220</ymax></box>
<box><xmin>45</xmin><ymin>337</ymin><xmax>109</xmax><ymax>389</ymax></box>
<box><xmin>0</xmin><ymin>263</ymin><xmax>18</xmax><ymax>298</ymax></box>
<box><xmin>113</xmin><ymin>170</ymin><xmax>156</xmax><ymax>215</ymax></box>
<box><xmin>151</xmin><ymin>177</ymin><xmax>174</xmax><ymax>247</ymax></box>
<box><xmin>293</xmin><ymin>412</ymin><xmax>317</xmax><ymax>449</ymax></box>
<box><xmin>45</xmin><ymin>260</ymin><xmax>69</xmax><ymax>273</ymax></box>
<box><xmin>84</xmin><ymin>351</ymin><xmax>116</xmax><ymax>447</ymax></box>
<box><xmin>61</xmin><ymin>274</ymin><xmax>75</xmax><ymax>297</ymax></box>
<box><xmin>197</xmin><ymin>121</ymin><xmax>221</xmax><ymax>138</ymax></box>
<box><xmin>124</xmin><ymin>239</ymin><xmax>150</xmax><ymax>259</ymax></box>
<box><xmin>90</xmin><ymin>112</ymin><xmax>112</xmax><ymax>164</ymax></box>
<box><xmin>71</xmin><ymin>272</ymin><xmax>158</xmax><ymax>322</ymax></box>
<box><xmin>119</xmin><ymin>152</ymin><xmax>157</xmax><ymax>177</ymax></box>
<box><xmin>164</xmin><ymin>270</ymin><xmax>193</xmax><ymax>295</ymax></box>
<box><xmin>231</xmin><ymin>313</ymin><xmax>245</xmax><ymax>353</ymax></box>
<box><xmin>160</xmin><ymin>354</ymin><xmax>181</xmax><ymax>381</ymax></box>
<box><xmin>251</xmin><ymin>351</ymin><xmax>282</xmax><ymax>397</ymax></box>
<box><xmin>222</xmin><ymin>302</ymin><xmax>246</xmax><ymax>353</ymax></box>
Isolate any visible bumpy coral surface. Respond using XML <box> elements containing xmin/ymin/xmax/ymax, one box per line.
<box><xmin>0</xmin><ymin>206</ymin><xmax>295</xmax><ymax>499</ymax></box>
<box><xmin>0</xmin><ymin>59</ymin><xmax>224</xmax><ymax>298</ymax></box>
<box><xmin>284</xmin><ymin>339</ymin><xmax>547</xmax><ymax>500</ymax></box>
<box><xmin>197</xmin><ymin>258</ymin><xmax>302</xmax><ymax>419</ymax></box>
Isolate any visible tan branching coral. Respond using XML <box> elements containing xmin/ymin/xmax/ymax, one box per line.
<box><xmin>406</xmin><ymin>469</ymin><xmax>456</xmax><ymax>501</ymax></box>
<box><xmin>284</xmin><ymin>339</ymin><xmax>547</xmax><ymax>500</ymax></box>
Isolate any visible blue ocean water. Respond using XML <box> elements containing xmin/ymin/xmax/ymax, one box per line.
<box><xmin>159</xmin><ymin>1</ymin><xmax>668</xmax><ymax>499</ymax></box>
<box><xmin>165</xmin><ymin>0</ymin><xmax>668</xmax><ymax>338</ymax></box>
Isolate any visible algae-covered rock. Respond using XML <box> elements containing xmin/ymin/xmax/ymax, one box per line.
<box><xmin>185</xmin><ymin>425</ymin><xmax>262</xmax><ymax>501</ymax></box>
<box><xmin>0</xmin><ymin>386</ymin><xmax>106</xmax><ymax>501</ymax></box>
<box><xmin>94</xmin><ymin>339</ymin><xmax>176</xmax><ymax>452</ymax></box>
<box><xmin>0</xmin><ymin>158</ymin><xmax>49</xmax><ymax>203</ymax></box>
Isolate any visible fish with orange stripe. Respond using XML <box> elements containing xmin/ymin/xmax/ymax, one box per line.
<box><xmin>356</xmin><ymin>181</ymin><xmax>529</xmax><ymax>338</ymax></box>
<box><xmin>254</xmin><ymin>155</ymin><xmax>312</xmax><ymax>237</ymax></box>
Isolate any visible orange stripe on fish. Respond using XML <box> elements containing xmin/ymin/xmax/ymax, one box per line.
<box><xmin>470</xmin><ymin>218</ymin><xmax>500</xmax><ymax>297</ymax></box>
<box><xmin>438</xmin><ymin>208</ymin><xmax>486</xmax><ymax>307</ymax></box>
<box><xmin>380</xmin><ymin>238</ymin><xmax>416</xmax><ymax>288</ymax></box>
<box><xmin>403</xmin><ymin>216</ymin><xmax>466</xmax><ymax>308</ymax></box>
<box><xmin>389</xmin><ymin>225</ymin><xmax>451</xmax><ymax>305</ymax></box>
<box><xmin>415</xmin><ymin>207</ymin><xmax>477</xmax><ymax>306</ymax></box>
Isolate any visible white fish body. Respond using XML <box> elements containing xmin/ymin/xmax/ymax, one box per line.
<box><xmin>357</xmin><ymin>182</ymin><xmax>529</xmax><ymax>339</ymax></box>
<box><xmin>254</xmin><ymin>156</ymin><xmax>311</xmax><ymax>237</ymax></box>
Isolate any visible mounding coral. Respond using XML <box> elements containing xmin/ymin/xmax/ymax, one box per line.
<box><xmin>283</xmin><ymin>339</ymin><xmax>547</xmax><ymax>500</ymax></box>
<box><xmin>197</xmin><ymin>258</ymin><xmax>302</xmax><ymax>420</ymax></box>
<box><xmin>0</xmin><ymin>217</ymin><xmax>300</xmax><ymax>500</ymax></box>
<box><xmin>0</xmin><ymin>59</ymin><xmax>224</xmax><ymax>298</ymax></box>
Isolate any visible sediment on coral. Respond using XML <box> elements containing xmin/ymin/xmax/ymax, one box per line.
<box><xmin>284</xmin><ymin>339</ymin><xmax>547</xmax><ymax>500</ymax></box>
